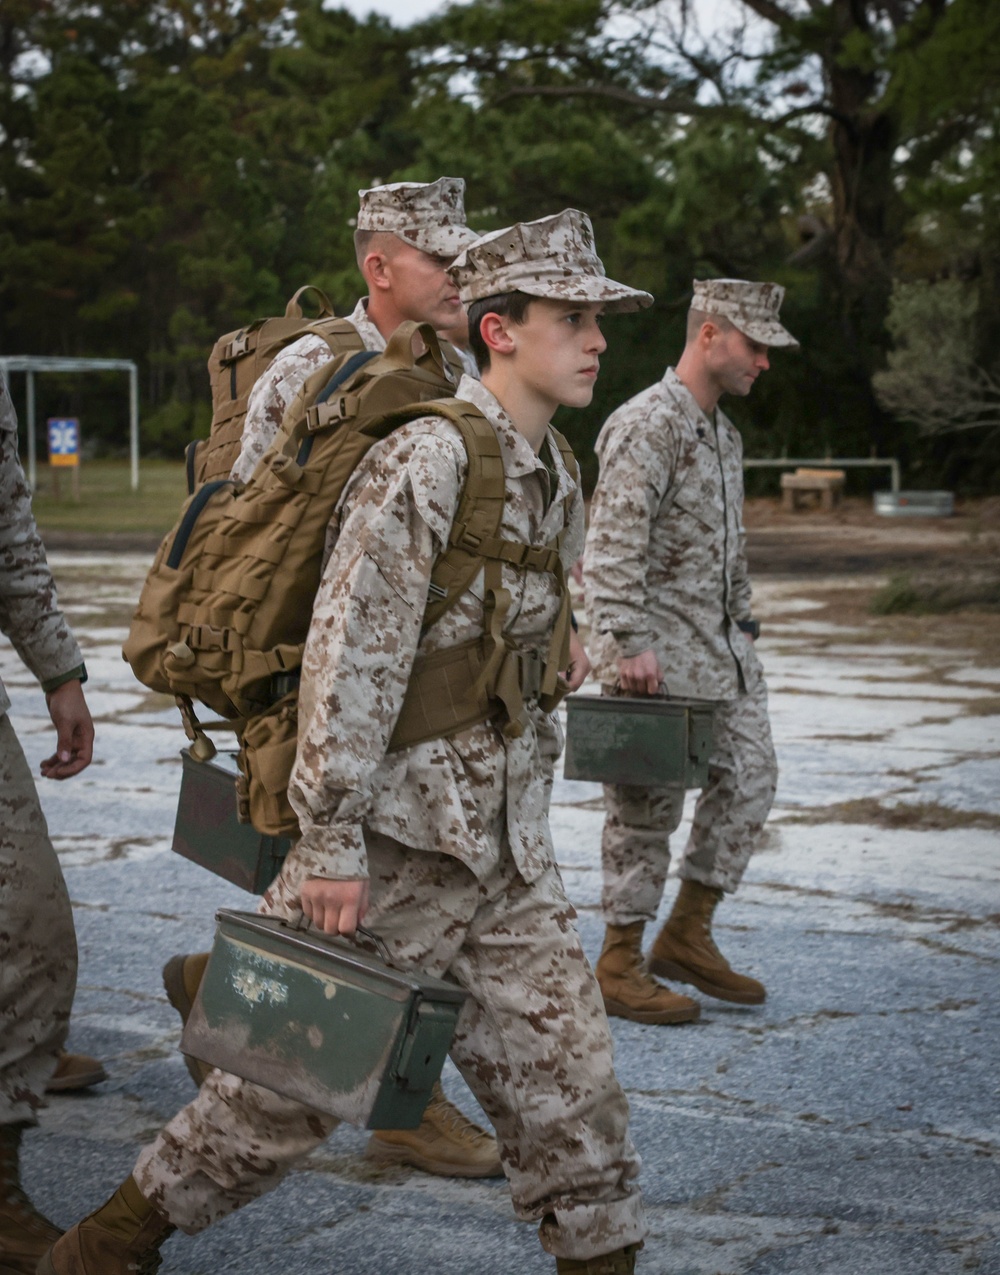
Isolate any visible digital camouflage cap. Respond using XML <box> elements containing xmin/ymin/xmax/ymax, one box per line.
<box><xmin>356</xmin><ymin>177</ymin><xmax>478</xmax><ymax>259</ymax></box>
<box><xmin>448</xmin><ymin>209</ymin><xmax>653</xmax><ymax>314</ymax></box>
<box><xmin>691</xmin><ymin>278</ymin><xmax>799</xmax><ymax>348</ymax></box>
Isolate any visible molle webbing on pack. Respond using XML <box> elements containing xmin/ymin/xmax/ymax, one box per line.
<box><xmin>124</xmin><ymin>321</ymin><xmax>461</xmax><ymax>730</ymax></box>
<box><xmin>390</xmin><ymin>424</ymin><xmax>577</xmax><ymax>749</ymax></box>
<box><xmin>191</xmin><ymin>286</ymin><xmax>366</xmax><ymax>488</ymax></box>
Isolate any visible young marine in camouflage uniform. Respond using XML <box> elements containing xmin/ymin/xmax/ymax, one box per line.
<box><xmin>164</xmin><ymin>177</ymin><xmax>506</xmax><ymax>1179</ymax></box>
<box><xmin>0</xmin><ymin>379</ymin><xmax>103</xmax><ymax>1275</ymax></box>
<box><xmin>584</xmin><ymin>280</ymin><xmax>799</xmax><ymax>1024</ymax></box>
<box><xmin>42</xmin><ymin>210</ymin><xmax>651</xmax><ymax>1275</ymax></box>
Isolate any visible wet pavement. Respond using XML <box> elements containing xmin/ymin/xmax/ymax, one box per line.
<box><xmin>4</xmin><ymin>555</ymin><xmax>999</xmax><ymax>1275</ymax></box>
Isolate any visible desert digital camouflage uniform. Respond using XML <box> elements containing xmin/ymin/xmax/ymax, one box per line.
<box><xmin>134</xmin><ymin>375</ymin><xmax>644</xmax><ymax>1257</ymax></box>
<box><xmin>584</xmin><ymin>363</ymin><xmax>779</xmax><ymax>913</ymax></box>
<box><xmin>132</xmin><ymin>210</ymin><xmax>651</xmax><ymax>1262</ymax></box>
<box><xmin>0</xmin><ymin>379</ymin><xmax>84</xmax><ymax>1124</ymax></box>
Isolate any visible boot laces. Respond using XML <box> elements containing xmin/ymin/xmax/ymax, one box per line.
<box><xmin>426</xmin><ymin>1090</ymin><xmax>492</xmax><ymax>1147</ymax></box>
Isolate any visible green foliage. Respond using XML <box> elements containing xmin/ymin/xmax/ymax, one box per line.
<box><xmin>0</xmin><ymin>0</ymin><xmax>997</xmax><ymax>492</ymax></box>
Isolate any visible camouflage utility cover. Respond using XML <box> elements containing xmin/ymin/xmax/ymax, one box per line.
<box><xmin>278</xmin><ymin>374</ymin><xmax>584</xmax><ymax>892</ymax></box>
<box><xmin>0</xmin><ymin>380</ymin><xmax>84</xmax><ymax>716</ymax></box>
<box><xmin>450</xmin><ymin>209</ymin><xmax>652</xmax><ymax>313</ymax></box>
<box><xmin>691</xmin><ymin>278</ymin><xmax>799</xmax><ymax>348</ymax></box>
<box><xmin>584</xmin><ymin>367</ymin><xmax>762</xmax><ymax>701</ymax></box>
<box><xmin>356</xmin><ymin>177</ymin><xmax>478</xmax><ymax>258</ymax></box>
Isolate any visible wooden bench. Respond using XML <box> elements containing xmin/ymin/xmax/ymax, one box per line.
<box><xmin>780</xmin><ymin>467</ymin><xmax>846</xmax><ymax>511</ymax></box>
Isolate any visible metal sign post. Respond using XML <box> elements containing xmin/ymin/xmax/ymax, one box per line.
<box><xmin>47</xmin><ymin>416</ymin><xmax>81</xmax><ymax>500</ymax></box>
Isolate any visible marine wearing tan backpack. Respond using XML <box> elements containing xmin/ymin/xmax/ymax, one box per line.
<box><xmin>123</xmin><ymin>320</ymin><xmax>577</xmax><ymax>837</ymax></box>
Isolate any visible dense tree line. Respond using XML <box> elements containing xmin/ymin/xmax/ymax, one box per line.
<box><xmin>1</xmin><ymin>0</ymin><xmax>998</xmax><ymax>490</ymax></box>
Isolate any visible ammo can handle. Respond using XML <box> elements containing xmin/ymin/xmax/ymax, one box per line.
<box><xmin>291</xmin><ymin>911</ymin><xmax>392</xmax><ymax>964</ymax></box>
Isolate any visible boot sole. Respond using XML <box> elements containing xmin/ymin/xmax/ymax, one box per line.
<box><xmin>649</xmin><ymin>958</ymin><xmax>766</xmax><ymax>1005</ymax></box>
<box><xmin>44</xmin><ymin>1064</ymin><xmax>107</xmax><ymax>1092</ymax></box>
<box><xmin>162</xmin><ymin>956</ymin><xmax>213</xmax><ymax>1086</ymax></box>
<box><xmin>365</xmin><ymin>1136</ymin><xmax>503</xmax><ymax>1178</ymax></box>
<box><xmin>601</xmin><ymin>994</ymin><xmax>700</xmax><ymax>1025</ymax></box>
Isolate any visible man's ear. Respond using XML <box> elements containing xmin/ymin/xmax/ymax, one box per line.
<box><xmin>479</xmin><ymin>312</ymin><xmax>516</xmax><ymax>358</ymax></box>
<box><xmin>363</xmin><ymin>251</ymin><xmax>391</xmax><ymax>293</ymax></box>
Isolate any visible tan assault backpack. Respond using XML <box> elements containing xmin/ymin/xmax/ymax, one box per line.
<box><xmin>188</xmin><ymin>285</ymin><xmax>365</xmax><ymax>488</ymax></box>
<box><xmin>124</xmin><ymin>321</ymin><xmax>577</xmax><ymax>837</ymax></box>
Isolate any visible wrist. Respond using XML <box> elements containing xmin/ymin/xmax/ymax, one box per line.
<box><xmin>42</xmin><ymin>663</ymin><xmax>88</xmax><ymax>695</ymax></box>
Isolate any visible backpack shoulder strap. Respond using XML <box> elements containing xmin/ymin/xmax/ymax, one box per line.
<box><xmin>307</xmin><ymin>316</ymin><xmax>366</xmax><ymax>361</ymax></box>
<box><xmin>408</xmin><ymin>400</ymin><xmax>506</xmax><ymax>629</ymax></box>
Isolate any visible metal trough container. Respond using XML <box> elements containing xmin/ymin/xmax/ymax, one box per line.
<box><xmin>874</xmin><ymin>490</ymin><xmax>954</xmax><ymax>517</ymax></box>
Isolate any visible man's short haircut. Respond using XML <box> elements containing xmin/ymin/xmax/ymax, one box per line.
<box><xmin>467</xmin><ymin>291</ymin><xmax>535</xmax><ymax>372</ymax></box>
<box><xmin>686</xmin><ymin>307</ymin><xmax>733</xmax><ymax>344</ymax></box>
<box><xmin>354</xmin><ymin>228</ymin><xmax>400</xmax><ymax>271</ymax></box>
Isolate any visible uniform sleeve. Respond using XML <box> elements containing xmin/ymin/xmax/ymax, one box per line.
<box><xmin>726</xmin><ymin>427</ymin><xmax>753</xmax><ymax>621</ymax></box>
<box><xmin>0</xmin><ymin>382</ymin><xmax>84</xmax><ymax>689</ymax></box>
<box><xmin>283</xmin><ymin>427</ymin><xmax>465</xmax><ymax>881</ymax></box>
<box><xmin>583</xmin><ymin>403</ymin><xmax>676</xmax><ymax>658</ymax></box>
<box><xmin>231</xmin><ymin>335</ymin><xmax>338</xmax><ymax>484</ymax></box>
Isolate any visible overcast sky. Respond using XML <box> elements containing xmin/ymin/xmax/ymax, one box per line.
<box><xmin>328</xmin><ymin>0</ymin><xmax>758</xmax><ymax>38</ymax></box>
<box><xmin>330</xmin><ymin>0</ymin><xmax>453</xmax><ymax>23</ymax></box>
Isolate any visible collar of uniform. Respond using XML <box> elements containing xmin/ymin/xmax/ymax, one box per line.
<box><xmin>661</xmin><ymin>366</ymin><xmax>718</xmax><ymax>450</ymax></box>
<box><xmin>454</xmin><ymin>375</ymin><xmax>558</xmax><ymax>482</ymax></box>
<box><xmin>349</xmin><ymin>297</ymin><xmax>386</xmax><ymax>351</ymax></box>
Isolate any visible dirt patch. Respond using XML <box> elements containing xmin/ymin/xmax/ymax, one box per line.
<box><xmin>780</xmin><ymin>796</ymin><xmax>1000</xmax><ymax>831</ymax></box>
<box><xmin>744</xmin><ymin>497</ymin><xmax>999</xmax><ymax>576</ymax></box>
<box><xmin>759</xmin><ymin>578</ymin><xmax>1000</xmax><ymax>661</ymax></box>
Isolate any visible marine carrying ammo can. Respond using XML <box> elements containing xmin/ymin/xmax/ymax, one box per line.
<box><xmin>171</xmin><ymin>749</ymin><xmax>291</xmax><ymax>894</ymax></box>
<box><xmin>563</xmin><ymin>694</ymin><xmax>717</xmax><ymax>788</ymax></box>
<box><xmin>180</xmin><ymin>910</ymin><xmax>468</xmax><ymax>1129</ymax></box>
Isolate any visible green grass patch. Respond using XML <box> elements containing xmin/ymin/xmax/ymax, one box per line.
<box><xmin>870</xmin><ymin>569</ymin><xmax>1000</xmax><ymax>616</ymax></box>
<box><xmin>31</xmin><ymin>459</ymin><xmax>187</xmax><ymax>535</ymax></box>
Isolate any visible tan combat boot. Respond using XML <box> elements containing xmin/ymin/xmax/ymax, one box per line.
<box><xmin>366</xmin><ymin>1081</ymin><xmax>503</xmax><ymax>1177</ymax></box>
<box><xmin>0</xmin><ymin>1123</ymin><xmax>62</xmax><ymax>1275</ymax></box>
<box><xmin>595</xmin><ymin>922</ymin><xmax>700</xmax><ymax>1025</ymax></box>
<box><xmin>649</xmin><ymin>879</ymin><xmax>766</xmax><ymax>1004</ymax></box>
<box><xmin>44</xmin><ymin>1053</ymin><xmax>107</xmax><ymax>1094</ymax></box>
<box><xmin>161</xmin><ymin>952</ymin><xmax>212</xmax><ymax>1085</ymax></box>
<box><xmin>555</xmin><ymin>1242</ymin><xmax>643</xmax><ymax>1272</ymax></box>
<box><xmin>37</xmin><ymin>1175</ymin><xmax>173</xmax><ymax>1275</ymax></box>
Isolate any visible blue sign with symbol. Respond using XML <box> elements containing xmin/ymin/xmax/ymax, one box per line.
<box><xmin>48</xmin><ymin>418</ymin><xmax>80</xmax><ymax>466</ymax></box>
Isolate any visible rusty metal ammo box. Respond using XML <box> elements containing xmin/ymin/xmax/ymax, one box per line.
<box><xmin>171</xmin><ymin>749</ymin><xmax>291</xmax><ymax>894</ymax></box>
<box><xmin>563</xmin><ymin>694</ymin><xmax>717</xmax><ymax>788</ymax></box>
<box><xmin>180</xmin><ymin>910</ymin><xmax>468</xmax><ymax>1129</ymax></box>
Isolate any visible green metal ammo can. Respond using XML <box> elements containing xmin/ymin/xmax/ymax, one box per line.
<box><xmin>563</xmin><ymin>694</ymin><xmax>717</xmax><ymax>788</ymax></box>
<box><xmin>171</xmin><ymin>749</ymin><xmax>291</xmax><ymax>894</ymax></box>
<box><xmin>180</xmin><ymin>910</ymin><xmax>468</xmax><ymax>1129</ymax></box>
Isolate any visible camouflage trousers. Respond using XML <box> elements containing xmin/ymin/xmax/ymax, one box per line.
<box><xmin>601</xmin><ymin>671</ymin><xmax>778</xmax><ymax>922</ymax></box>
<box><xmin>0</xmin><ymin>712</ymin><xmax>77</xmax><ymax>1124</ymax></box>
<box><xmin>135</xmin><ymin>832</ymin><xmax>645</xmax><ymax>1260</ymax></box>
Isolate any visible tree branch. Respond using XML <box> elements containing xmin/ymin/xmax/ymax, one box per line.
<box><xmin>736</xmin><ymin>0</ymin><xmax>799</xmax><ymax>32</ymax></box>
<box><xmin>489</xmin><ymin>82</ymin><xmax>707</xmax><ymax>114</ymax></box>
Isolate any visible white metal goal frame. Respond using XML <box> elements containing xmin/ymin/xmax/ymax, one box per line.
<box><xmin>0</xmin><ymin>355</ymin><xmax>140</xmax><ymax>491</ymax></box>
